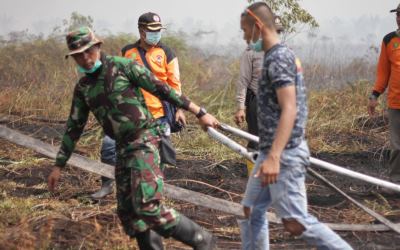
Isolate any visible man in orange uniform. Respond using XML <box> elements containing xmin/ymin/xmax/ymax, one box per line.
<box><xmin>121</xmin><ymin>12</ymin><xmax>185</xmax><ymax>127</ymax></box>
<box><xmin>368</xmin><ymin>3</ymin><xmax>400</xmax><ymax>183</ymax></box>
<box><xmin>91</xmin><ymin>12</ymin><xmax>186</xmax><ymax>199</ymax></box>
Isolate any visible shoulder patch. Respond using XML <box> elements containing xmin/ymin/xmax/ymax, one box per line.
<box><xmin>383</xmin><ymin>31</ymin><xmax>397</xmax><ymax>46</ymax></box>
<box><xmin>158</xmin><ymin>42</ymin><xmax>176</xmax><ymax>63</ymax></box>
<box><xmin>295</xmin><ymin>58</ymin><xmax>303</xmax><ymax>73</ymax></box>
<box><xmin>121</xmin><ymin>41</ymin><xmax>140</xmax><ymax>57</ymax></box>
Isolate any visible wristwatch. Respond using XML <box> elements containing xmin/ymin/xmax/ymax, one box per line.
<box><xmin>196</xmin><ymin>107</ymin><xmax>207</xmax><ymax>118</ymax></box>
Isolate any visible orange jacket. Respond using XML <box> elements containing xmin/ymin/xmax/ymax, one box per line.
<box><xmin>121</xmin><ymin>41</ymin><xmax>182</xmax><ymax>118</ymax></box>
<box><xmin>373</xmin><ymin>31</ymin><xmax>400</xmax><ymax>109</ymax></box>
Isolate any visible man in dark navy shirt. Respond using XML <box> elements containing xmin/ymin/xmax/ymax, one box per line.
<box><xmin>238</xmin><ymin>3</ymin><xmax>352</xmax><ymax>249</ymax></box>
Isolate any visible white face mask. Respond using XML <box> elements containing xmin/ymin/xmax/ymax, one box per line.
<box><xmin>77</xmin><ymin>59</ymin><xmax>102</xmax><ymax>74</ymax></box>
<box><xmin>145</xmin><ymin>31</ymin><xmax>162</xmax><ymax>45</ymax></box>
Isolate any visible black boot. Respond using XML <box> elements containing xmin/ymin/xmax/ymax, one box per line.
<box><xmin>90</xmin><ymin>177</ymin><xmax>113</xmax><ymax>199</ymax></box>
<box><xmin>169</xmin><ymin>215</ymin><xmax>216</xmax><ymax>250</ymax></box>
<box><xmin>136</xmin><ymin>230</ymin><xmax>164</xmax><ymax>250</ymax></box>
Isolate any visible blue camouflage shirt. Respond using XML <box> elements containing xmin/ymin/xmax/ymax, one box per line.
<box><xmin>258</xmin><ymin>44</ymin><xmax>308</xmax><ymax>151</ymax></box>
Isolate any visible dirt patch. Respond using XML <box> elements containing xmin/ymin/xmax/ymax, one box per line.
<box><xmin>0</xmin><ymin>214</ymin><xmax>132</xmax><ymax>250</ymax></box>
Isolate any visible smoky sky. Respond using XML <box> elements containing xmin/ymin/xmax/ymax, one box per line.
<box><xmin>0</xmin><ymin>0</ymin><xmax>398</xmax><ymax>53</ymax></box>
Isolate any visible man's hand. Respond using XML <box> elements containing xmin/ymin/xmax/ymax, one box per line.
<box><xmin>175</xmin><ymin>109</ymin><xmax>187</xmax><ymax>127</ymax></box>
<box><xmin>368</xmin><ymin>98</ymin><xmax>378</xmax><ymax>116</ymax></box>
<box><xmin>254</xmin><ymin>155</ymin><xmax>280</xmax><ymax>186</ymax></box>
<box><xmin>234</xmin><ymin>109</ymin><xmax>246</xmax><ymax>126</ymax></box>
<box><xmin>48</xmin><ymin>166</ymin><xmax>61</xmax><ymax>192</ymax></box>
<box><xmin>198</xmin><ymin>113</ymin><xmax>220</xmax><ymax>131</ymax></box>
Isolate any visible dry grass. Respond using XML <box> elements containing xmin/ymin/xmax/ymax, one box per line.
<box><xmin>307</xmin><ymin>80</ymin><xmax>389</xmax><ymax>156</ymax></box>
<box><xmin>0</xmin><ymin>34</ymin><xmax>388</xmax><ymax>160</ymax></box>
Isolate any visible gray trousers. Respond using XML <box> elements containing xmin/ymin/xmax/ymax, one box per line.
<box><xmin>388</xmin><ymin>109</ymin><xmax>400</xmax><ymax>182</ymax></box>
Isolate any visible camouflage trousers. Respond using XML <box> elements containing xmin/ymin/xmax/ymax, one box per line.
<box><xmin>115</xmin><ymin>130</ymin><xmax>180</xmax><ymax>237</ymax></box>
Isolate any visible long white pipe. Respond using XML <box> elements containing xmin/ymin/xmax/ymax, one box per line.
<box><xmin>207</xmin><ymin>127</ymin><xmax>258</xmax><ymax>163</ymax></box>
<box><xmin>218</xmin><ymin>123</ymin><xmax>400</xmax><ymax>193</ymax></box>
<box><xmin>220</xmin><ymin>124</ymin><xmax>259</xmax><ymax>142</ymax></box>
<box><xmin>309</xmin><ymin>158</ymin><xmax>400</xmax><ymax>192</ymax></box>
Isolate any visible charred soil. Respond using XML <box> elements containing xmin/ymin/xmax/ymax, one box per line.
<box><xmin>0</xmin><ymin>119</ymin><xmax>399</xmax><ymax>249</ymax></box>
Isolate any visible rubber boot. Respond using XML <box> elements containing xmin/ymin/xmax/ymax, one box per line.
<box><xmin>169</xmin><ymin>215</ymin><xmax>216</xmax><ymax>250</ymax></box>
<box><xmin>136</xmin><ymin>230</ymin><xmax>164</xmax><ymax>250</ymax></box>
<box><xmin>90</xmin><ymin>177</ymin><xmax>113</xmax><ymax>199</ymax></box>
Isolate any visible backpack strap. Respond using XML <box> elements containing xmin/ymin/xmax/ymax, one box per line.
<box><xmin>137</xmin><ymin>47</ymin><xmax>152</xmax><ymax>70</ymax></box>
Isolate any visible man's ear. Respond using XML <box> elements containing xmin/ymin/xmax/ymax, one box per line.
<box><xmin>138</xmin><ymin>27</ymin><xmax>145</xmax><ymax>35</ymax></box>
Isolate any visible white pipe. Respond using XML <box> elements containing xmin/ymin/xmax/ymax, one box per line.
<box><xmin>309</xmin><ymin>158</ymin><xmax>400</xmax><ymax>192</ymax></box>
<box><xmin>218</xmin><ymin>123</ymin><xmax>400</xmax><ymax>193</ymax></box>
<box><xmin>207</xmin><ymin>127</ymin><xmax>258</xmax><ymax>163</ymax></box>
<box><xmin>220</xmin><ymin>124</ymin><xmax>259</xmax><ymax>143</ymax></box>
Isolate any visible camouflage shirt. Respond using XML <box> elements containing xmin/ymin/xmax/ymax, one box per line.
<box><xmin>55</xmin><ymin>53</ymin><xmax>190</xmax><ymax>167</ymax></box>
<box><xmin>258</xmin><ymin>44</ymin><xmax>308</xmax><ymax>151</ymax></box>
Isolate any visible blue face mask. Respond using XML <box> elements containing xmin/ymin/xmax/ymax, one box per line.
<box><xmin>77</xmin><ymin>59</ymin><xmax>102</xmax><ymax>74</ymax></box>
<box><xmin>249</xmin><ymin>24</ymin><xmax>263</xmax><ymax>52</ymax></box>
<box><xmin>249</xmin><ymin>39</ymin><xmax>263</xmax><ymax>52</ymax></box>
<box><xmin>145</xmin><ymin>31</ymin><xmax>161</xmax><ymax>46</ymax></box>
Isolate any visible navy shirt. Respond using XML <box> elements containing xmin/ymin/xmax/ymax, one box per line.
<box><xmin>257</xmin><ymin>44</ymin><xmax>308</xmax><ymax>151</ymax></box>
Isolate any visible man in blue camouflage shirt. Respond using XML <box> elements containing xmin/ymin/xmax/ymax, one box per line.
<box><xmin>238</xmin><ymin>3</ymin><xmax>353</xmax><ymax>250</ymax></box>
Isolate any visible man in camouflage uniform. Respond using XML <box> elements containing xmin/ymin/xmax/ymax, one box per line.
<box><xmin>91</xmin><ymin>12</ymin><xmax>187</xmax><ymax>199</ymax></box>
<box><xmin>47</xmin><ymin>27</ymin><xmax>217</xmax><ymax>250</ymax></box>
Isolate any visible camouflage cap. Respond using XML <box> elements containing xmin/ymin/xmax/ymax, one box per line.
<box><xmin>390</xmin><ymin>3</ymin><xmax>400</xmax><ymax>12</ymax></box>
<box><xmin>65</xmin><ymin>26</ymin><xmax>102</xmax><ymax>58</ymax></box>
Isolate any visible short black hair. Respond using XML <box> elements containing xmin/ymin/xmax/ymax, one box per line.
<box><xmin>246</xmin><ymin>2</ymin><xmax>275</xmax><ymax>30</ymax></box>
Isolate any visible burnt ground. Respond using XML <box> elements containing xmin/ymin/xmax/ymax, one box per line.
<box><xmin>0</xmin><ymin>118</ymin><xmax>400</xmax><ymax>249</ymax></box>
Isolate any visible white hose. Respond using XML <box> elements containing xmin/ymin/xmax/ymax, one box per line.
<box><xmin>218</xmin><ymin>123</ymin><xmax>400</xmax><ymax>193</ymax></box>
<box><xmin>207</xmin><ymin>127</ymin><xmax>258</xmax><ymax>162</ymax></box>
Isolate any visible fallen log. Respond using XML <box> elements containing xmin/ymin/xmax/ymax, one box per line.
<box><xmin>1</xmin><ymin>124</ymin><xmax>399</xmax><ymax>232</ymax></box>
<box><xmin>0</xmin><ymin>125</ymin><xmax>277</xmax><ymax>220</ymax></box>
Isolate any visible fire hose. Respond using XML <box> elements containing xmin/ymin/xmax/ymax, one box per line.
<box><xmin>214</xmin><ymin>123</ymin><xmax>400</xmax><ymax>193</ymax></box>
<box><xmin>207</xmin><ymin>124</ymin><xmax>400</xmax><ymax>234</ymax></box>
